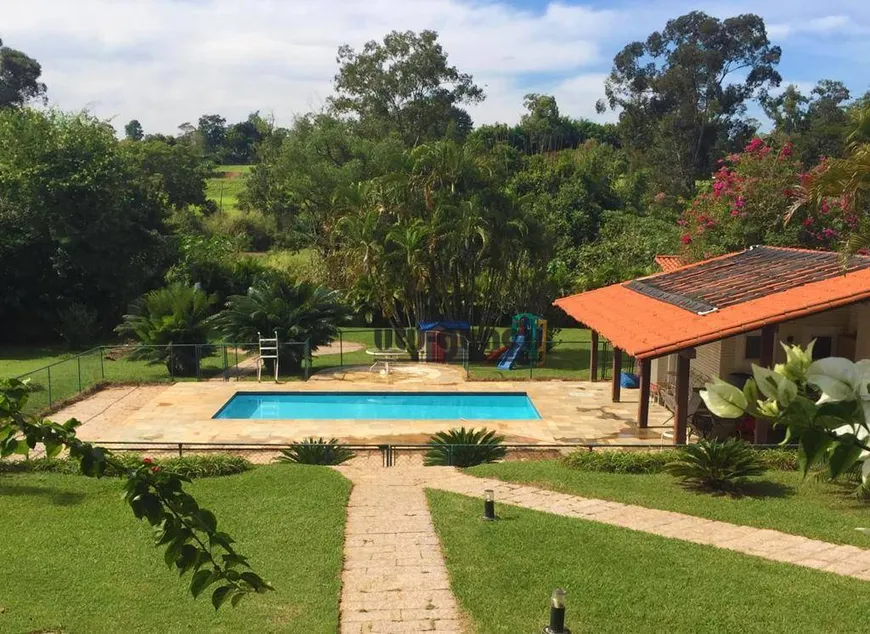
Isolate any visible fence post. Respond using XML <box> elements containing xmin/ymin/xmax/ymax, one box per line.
<box><xmin>77</xmin><ymin>354</ymin><xmax>82</xmax><ymax>392</ymax></box>
<box><xmin>223</xmin><ymin>345</ymin><xmax>229</xmax><ymax>381</ymax></box>
<box><xmin>234</xmin><ymin>346</ymin><xmax>239</xmax><ymax>381</ymax></box>
<box><xmin>303</xmin><ymin>339</ymin><xmax>311</xmax><ymax>380</ymax></box>
<box><xmin>47</xmin><ymin>366</ymin><xmax>52</xmax><ymax>408</ymax></box>
<box><xmin>177</xmin><ymin>443</ymin><xmax>183</xmax><ymax>458</ymax></box>
<box><xmin>99</xmin><ymin>347</ymin><xmax>105</xmax><ymax>380</ymax></box>
<box><xmin>339</xmin><ymin>331</ymin><xmax>344</xmax><ymax>367</ymax></box>
<box><xmin>195</xmin><ymin>345</ymin><xmax>202</xmax><ymax>381</ymax></box>
<box><xmin>169</xmin><ymin>344</ymin><xmax>175</xmax><ymax>381</ymax></box>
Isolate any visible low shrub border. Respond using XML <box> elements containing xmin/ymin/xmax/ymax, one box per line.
<box><xmin>561</xmin><ymin>447</ymin><xmax>797</xmax><ymax>474</ymax></box>
<box><xmin>0</xmin><ymin>453</ymin><xmax>253</xmax><ymax>478</ymax></box>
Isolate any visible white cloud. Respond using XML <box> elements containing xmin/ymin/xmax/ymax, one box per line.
<box><xmin>0</xmin><ymin>0</ymin><xmax>620</xmax><ymax>134</ymax></box>
<box><xmin>0</xmin><ymin>0</ymin><xmax>867</xmax><ymax>135</ymax></box>
<box><xmin>768</xmin><ymin>14</ymin><xmax>852</xmax><ymax>38</ymax></box>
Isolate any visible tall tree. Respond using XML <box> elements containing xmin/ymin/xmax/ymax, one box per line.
<box><xmin>599</xmin><ymin>11</ymin><xmax>781</xmax><ymax>195</ymax></box>
<box><xmin>0</xmin><ymin>37</ymin><xmax>47</xmax><ymax>108</ymax></box>
<box><xmin>329</xmin><ymin>30</ymin><xmax>484</xmax><ymax>146</ymax></box>
<box><xmin>762</xmin><ymin>80</ymin><xmax>853</xmax><ymax>164</ymax></box>
<box><xmin>124</xmin><ymin>118</ymin><xmax>144</xmax><ymax>141</ymax></box>
<box><xmin>197</xmin><ymin>114</ymin><xmax>227</xmax><ymax>159</ymax></box>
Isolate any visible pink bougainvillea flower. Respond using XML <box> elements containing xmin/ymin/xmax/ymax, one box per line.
<box><xmin>803</xmin><ymin>217</ymin><xmax>814</xmax><ymax>227</ymax></box>
<box><xmin>680</xmin><ymin>234</ymin><xmax>692</xmax><ymax>245</ymax></box>
<box><xmin>735</xmin><ymin>196</ymin><xmax>745</xmax><ymax>208</ymax></box>
<box><xmin>731</xmin><ymin>209</ymin><xmax>740</xmax><ymax>217</ymax></box>
<box><xmin>821</xmin><ymin>200</ymin><xmax>830</xmax><ymax>214</ymax></box>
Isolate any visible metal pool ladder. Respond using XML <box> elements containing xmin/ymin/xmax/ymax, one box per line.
<box><xmin>257</xmin><ymin>330</ymin><xmax>279</xmax><ymax>383</ymax></box>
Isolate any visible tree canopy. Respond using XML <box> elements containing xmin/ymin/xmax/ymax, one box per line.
<box><xmin>600</xmin><ymin>11</ymin><xmax>782</xmax><ymax>195</ymax></box>
<box><xmin>0</xmin><ymin>37</ymin><xmax>47</xmax><ymax>108</ymax></box>
<box><xmin>329</xmin><ymin>30</ymin><xmax>484</xmax><ymax>146</ymax></box>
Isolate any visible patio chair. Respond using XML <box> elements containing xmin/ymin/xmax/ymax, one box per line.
<box><xmin>257</xmin><ymin>330</ymin><xmax>279</xmax><ymax>383</ymax></box>
<box><xmin>660</xmin><ymin>392</ymin><xmax>703</xmax><ymax>444</ymax></box>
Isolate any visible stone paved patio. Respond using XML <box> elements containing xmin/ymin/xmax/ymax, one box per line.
<box><xmin>62</xmin><ymin>373</ymin><xmax>672</xmax><ymax>445</ymax></box>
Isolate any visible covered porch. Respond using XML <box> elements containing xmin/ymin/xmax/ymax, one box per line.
<box><xmin>556</xmin><ymin>246</ymin><xmax>870</xmax><ymax>444</ymax></box>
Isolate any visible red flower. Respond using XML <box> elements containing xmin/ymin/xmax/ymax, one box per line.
<box><xmin>143</xmin><ymin>457</ymin><xmax>153</xmax><ymax>465</ymax></box>
<box><xmin>803</xmin><ymin>217</ymin><xmax>814</xmax><ymax>227</ymax></box>
<box><xmin>680</xmin><ymin>234</ymin><xmax>692</xmax><ymax>245</ymax></box>
<box><xmin>151</xmin><ymin>466</ymin><xmax>161</xmax><ymax>474</ymax></box>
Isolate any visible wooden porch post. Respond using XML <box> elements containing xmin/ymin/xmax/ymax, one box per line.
<box><xmin>638</xmin><ymin>358</ymin><xmax>651</xmax><ymax>429</ymax></box>
<box><xmin>673</xmin><ymin>349</ymin><xmax>695</xmax><ymax>445</ymax></box>
<box><xmin>611</xmin><ymin>347</ymin><xmax>622</xmax><ymax>402</ymax></box>
<box><xmin>754</xmin><ymin>325</ymin><xmax>777</xmax><ymax>444</ymax></box>
<box><xmin>589</xmin><ymin>330</ymin><xmax>599</xmax><ymax>382</ymax></box>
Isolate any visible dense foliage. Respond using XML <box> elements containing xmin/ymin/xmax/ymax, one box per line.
<box><xmin>678</xmin><ymin>136</ymin><xmax>856</xmax><ymax>259</ymax></box>
<box><xmin>0</xmin><ymin>109</ymin><xmax>174</xmax><ymax>342</ymax></box>
<box><xmin>0</xmin><ymin>453</ymin><xmax>253</xmax><ymax>478</ymax></box>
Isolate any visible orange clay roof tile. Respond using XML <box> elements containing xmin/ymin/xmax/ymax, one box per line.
<box><xmin>555</xmin><ymin>247</ymin><xmax>870</xmax><ymax>359</ymax></box>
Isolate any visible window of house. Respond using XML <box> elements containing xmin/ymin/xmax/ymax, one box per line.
<box><xmin>812</xmin><ymin>336</ymin><xmax>833</xmax><ymax>360</ymax></box>
<box><xmin>745</xmin><ymin>335</ymin><xmax>762</xmax><ymax>359</ymax></box>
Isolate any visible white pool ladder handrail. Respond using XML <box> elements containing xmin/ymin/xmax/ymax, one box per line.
<box><xmin>257</xmin><ymin>330</ymin><xmax>279</xmax><ymax>383</ymax></box>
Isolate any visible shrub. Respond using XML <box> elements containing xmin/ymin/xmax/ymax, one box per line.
<box><xmin>424</xmin><ymin>427</ymin><xmax>506</xmax><ymax>467</ymax></box>
<box><xmin>562</xmin><ymin>447</ymin><xmax>797</xmax><ymax>474</ymax></box>
<box><xmin>115</xmin><ymin>283</ymin><xmax>216</xmax><ymax>376</ymax></box>
<box><xmin>665</xmin><ymin>439</ymin><xmax>766</xmax><ymax>491</ymax></box>
<box><xmin>56</xmin><ymin>302</ymin><xmax>101</xmax><ymax>348</ymax></box>
<box><xmin>562</xmin><ymin>449</ymin><xmax>680</xmax><ymax>474</ymax></box>
<box><xmin>275</xmin><ymin>438</ymin><xmax>355</xmax><ymax>465</ymax></box>
<box><xmin>0</xmin><ymin>453</ymin><xmax>252</xmax><ymax>478</ymax></box>
<box><xmin>209</xmin><ymin>278</ymin><xmax>351</xmax><ymax>373</ymax></box>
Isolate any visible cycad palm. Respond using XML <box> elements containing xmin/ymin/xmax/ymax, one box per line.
<box><xmin>115</xmin><ymin>284</ymin><xmax>216</xmax><ymax>376</ymax></box>
<box><xmin>209</xmin><ymin>279</ymin><xmax>350</xmax><ymax>373</ymax></box>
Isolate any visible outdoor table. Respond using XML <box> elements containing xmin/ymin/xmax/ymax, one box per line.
<box><xmin>366</xmin><ymin>348</ymin><xmax>404</xmax><ymax>376</ymax></box>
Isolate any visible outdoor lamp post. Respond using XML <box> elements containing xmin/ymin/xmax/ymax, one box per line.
<box><xmin>483</xmin><ymin>489</ymin><xmax>496</xmax><ymax>521</ymax></box>
<box><xmin>542</xmin><ymin>588</ymin><xmax>570</xmax><ymax>634</ymax></box>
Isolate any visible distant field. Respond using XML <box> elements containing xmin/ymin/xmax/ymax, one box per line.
<box><xmin>206</xmin><ymin>164</ymin><xmax>252</xmax><ymax>213</ymax></box>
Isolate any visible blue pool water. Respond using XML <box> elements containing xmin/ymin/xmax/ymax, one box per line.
<box><xmin>214</xmin><ymin>392</ymin><xmax>541</xmax><ymax>420</ymax></box>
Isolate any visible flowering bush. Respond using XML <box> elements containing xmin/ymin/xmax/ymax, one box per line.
<box><xmin>678</xmin><ymin>137</ymin><xmax>857</xmax><ymax>260</ymax></box>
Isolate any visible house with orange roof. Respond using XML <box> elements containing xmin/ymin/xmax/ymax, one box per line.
<box><xmin>554</xmin><ymin>246</ymin><xmax>870</xmax><ymax>444</ymax></box>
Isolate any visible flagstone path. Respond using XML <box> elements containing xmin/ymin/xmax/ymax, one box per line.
<box><xmin>336</xmin><ymin>465</ymin><xmax>870</xmax><ymax>632</ymax></box>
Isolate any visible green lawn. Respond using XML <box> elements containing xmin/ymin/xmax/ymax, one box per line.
<box><xmin>206</xmin><ymin>165</ymin><xmax>252</xmax><ymax>213</ymax></box>
<box><xmin>0</xmin><ymin>465</ymin><xmax>350</xmax><ymax>633</ymax></box>
<box><xmin>311</xmin><ymin>327</ymin><xmax>600</xmax><ymax>380</ymax></box>
<box><xmin>466</xmin><ymin>460</ymin><xmax>870</xmax><ymax>548</ymax></box>
<box><xmin>428</xmin><ymin>489</ymin><xmax>870</xmax><ymax>633</ymax></box>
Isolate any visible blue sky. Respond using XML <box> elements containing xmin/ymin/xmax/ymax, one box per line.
<box><xmin>0</xmin><ymin>0</ymin><xmax>867</xmax><ymax>134</ymax></box>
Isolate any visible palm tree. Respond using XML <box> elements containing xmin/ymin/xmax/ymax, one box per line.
<box><xmin>115</xmin><ymin>284</ymin><xmax>216</xmax><ymax>376</ymax></box>
<box><xmin>209</xmin><ymin>278</ymin><xmax>350</xmax><ymax>373</ymax></box>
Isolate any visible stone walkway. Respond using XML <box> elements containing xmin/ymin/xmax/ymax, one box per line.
<box><xmin>415</xmin><ymin>467</ymin><xmax>870</xmax><ymax>580</ymax></box>
<box><xmin>335</xmin><ymin>466</ymin><xmax>870</xmax><ymax>632</ymax></box>
<box><xmin>337</xmin><ymin>468</ymin><xmax>465</xmax><ymax>633</ymax></box>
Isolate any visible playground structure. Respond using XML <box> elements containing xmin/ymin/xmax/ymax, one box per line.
<box><xmin>491</xmin><ymin>313</ymin><xmax>548</xmax><ymax>370</ymax></box>
<box><xmin>419</xmin><ymin>320</ymin><xmax>470</xmax><ymax>364</ymax></box>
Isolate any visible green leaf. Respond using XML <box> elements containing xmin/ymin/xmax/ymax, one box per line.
<box><xmin>194</xmin><ymin>509</ymin><xmax>217</xmax><ymax>533</ymax></box>
<box><xmin>190</xmin><ymin>569</ymin><xmax>216</xmax><ymax>599</ymax></box>
<box><xmin>176</xmin><ymin>544</ymin><xmax>199</xmax><ymax>575</ymax></box>
<box><xmin>211</xmin><ymin>585</ymin><xmax>233</xmax><ymax>610</ymax></box>
<box><xmin>798</xmin><ymin>428</ymin><xmax>833</xmax><ymax>478</ymax></box>
<box><xmin>231</xmin><ymin>590</ymin><xmax>246</xmax><ymax>607</ymax></box>
<box><xmin>828</xmin><ymin>440</ymin><xmax>864</xmax><ymax>479</ymax></box>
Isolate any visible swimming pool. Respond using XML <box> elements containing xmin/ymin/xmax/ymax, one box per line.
<box><xmin>213</xmin><ymin>392</ymin><xmax>541</xmax><ymax>420</ymax></box>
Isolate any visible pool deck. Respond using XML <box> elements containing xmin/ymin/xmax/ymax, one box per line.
<box><xmin>68</xmin><ymin>375</ymin><xmax>672</xmax><ymax>446</ymax></box>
